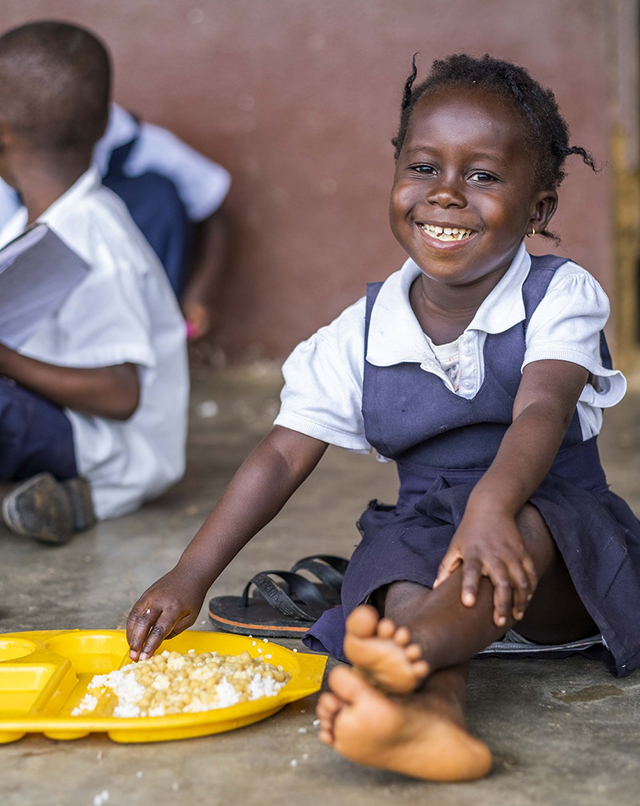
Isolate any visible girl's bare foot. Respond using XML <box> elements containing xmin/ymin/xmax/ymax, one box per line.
<box><xmin>317</xmin><ymin>690</ymin><xmax>342</xmax><ymax>746</ymax></box>
<box><xmin>343</xmin><ymin>604</ymin><xmax>429</xmax><ymax>693</ymax></box>
<box><xmin>324</xmin><ymin>664</ymin><xmax>492</xmax><ymax>782</ymax></box>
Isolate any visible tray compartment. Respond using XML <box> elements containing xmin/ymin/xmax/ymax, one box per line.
<box><xmin>43</xmin><ymin>632</ymin><xmax>129</xmax><ymax>674</ymax></box>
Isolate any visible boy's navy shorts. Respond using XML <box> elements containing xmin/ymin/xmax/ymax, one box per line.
<box><xmin>0</xmin><ymin>377</ymin><xmax>77</xmax><ymax>481</ymax></box>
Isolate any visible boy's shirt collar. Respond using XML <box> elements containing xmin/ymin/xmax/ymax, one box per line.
<box><xmin>0</xmin><ymin>166</ymin><xmax>101</xmax><ymax>249</ymax></box>
<box><xmin>36</xmin><ymin>166</ymin><xmax>102</xmax><ymax>229</ymax></box>
<box><xmin>366</xmin><ymin>241</ymin><xmax>530</xmax><ymax>366</ymax></box>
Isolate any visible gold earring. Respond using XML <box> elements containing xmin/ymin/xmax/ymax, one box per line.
<box><xmin>527</xmin><ymin>227</ymin><xmax>536</xmax><ymax>238</ymax></box>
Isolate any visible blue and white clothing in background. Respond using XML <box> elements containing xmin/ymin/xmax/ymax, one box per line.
<box><xmin>0</xmin><ymin>104</ymin><xmax>231</xmax><ymax>295</ymax></box>
<box><xmin>0</xmin><ymin>168</ymin><xmax>189</xmax><ymax>520</ymax></box>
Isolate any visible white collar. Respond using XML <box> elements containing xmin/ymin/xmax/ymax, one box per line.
<box><xmin>366</xmin><ymin>241</ymin><xmax>531</xmax><ymax>366</ymax></box>
<box><xmin>0</xmin><ymin>166</ymin><xmax>102</xmax><ymax>247</ymax></box>
<box><xmin>37</xmin><ymin>166</ymin><xmax>102</xmax><ymax>227</ymax></box>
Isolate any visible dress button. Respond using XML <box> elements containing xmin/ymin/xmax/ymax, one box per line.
<box><xmin>463</xmin><ymin>380</ymin><xmax>472</xmax><ymax>389</ymax></box>
<box><xmin>464</xmin><ymin>347</ymin><xmax>472</xmax><ymax>356</ymax></box>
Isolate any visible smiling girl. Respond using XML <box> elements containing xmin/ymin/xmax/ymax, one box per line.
<box><xmin>126</xmin><ymin>54</ymin><xmax>640</xmax><ymax>781</ymax></box>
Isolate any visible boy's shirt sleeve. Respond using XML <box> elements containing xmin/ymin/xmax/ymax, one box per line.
<box><xmin>274</xmin><ymin>297</ymin><xmax>371</xmax><ymax>452</ymax></box>
<box><xmin>522</xmin><ymin>261</ymin><xmax>626</xmax><ymax>431</ymax></box>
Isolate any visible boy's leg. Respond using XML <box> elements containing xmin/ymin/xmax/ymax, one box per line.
<box><xmin>318</xmin><ymin>503</ymin><xmax>594</xmax><ymax>781</ymax></box>
<box><xmin>0</xmin><ymin>378</ymin><xmax>95</xmax><ymax>542</ymax></box>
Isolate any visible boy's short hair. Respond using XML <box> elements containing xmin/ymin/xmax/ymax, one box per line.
<box><xmin>0</xmin><ymin>20</ymin><xmax>110</xmax><ymax>152</ymax></box>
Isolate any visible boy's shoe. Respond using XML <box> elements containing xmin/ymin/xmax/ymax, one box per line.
<box><xmin>2</xmin><ymin>473</ymin><xmax>96</xmax><ymax>545</ymax></box>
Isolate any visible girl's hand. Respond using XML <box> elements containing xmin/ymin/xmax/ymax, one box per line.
<box><xmin>434</xmin><ymin>510</ymin><xmax>538</xmax><ymax>627</ymax></box>
<box><xmin>126</xmin><ymin>563</ymin><xmax>211</xmax><ymax>661</ymax></box>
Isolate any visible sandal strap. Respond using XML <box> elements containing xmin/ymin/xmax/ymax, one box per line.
<box><xmin>241</xmin><ymin>571</ymin><xmax>331</xmax><ymax>621</ymax></box>
<box><xmin>290</xmin><ymin>555</ymin><xmax>349</xmax><ymax>593</ymax></box>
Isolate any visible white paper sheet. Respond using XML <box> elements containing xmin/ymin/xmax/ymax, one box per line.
<box><xmin>0</xmin><ymin>224</ymin><xmax>89</xmax><ymax>349</ymax></box>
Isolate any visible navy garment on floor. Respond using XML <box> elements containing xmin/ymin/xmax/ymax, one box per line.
<box><xmin>303</xmin><ymin>255</ymin><xmax>640</xmax><ymax>676</ymax></box>
<box><xmin>102</xmin><ymin>137</ymin><xmax>194</xmax><ymax>298</ymax></box>
<box><xmin>0</xmin><ymin>378</ymin><xmax>77</xmax><ymax>481</ymax></box>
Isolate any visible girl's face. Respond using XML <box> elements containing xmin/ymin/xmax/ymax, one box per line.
<box><xmin>389</xmin><ymin>86</ymin><xmax>557</xmax><ymax>290</ymax></box>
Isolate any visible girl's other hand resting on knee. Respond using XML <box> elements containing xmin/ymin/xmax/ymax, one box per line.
<box><xmin>434</xmin><ymin>507</ymin><xmax>537</xmax><ymax>628</ymax></box>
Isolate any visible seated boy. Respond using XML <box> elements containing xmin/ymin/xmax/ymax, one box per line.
<box><xmin>0</xmin><ymin>21</ymin><xmax>189</xmax><ymax>542</ymax></box>
<box><xmin>0</xmin><ymin>98</ymin><xmax>231</xmax><ymax>340</ymax></box>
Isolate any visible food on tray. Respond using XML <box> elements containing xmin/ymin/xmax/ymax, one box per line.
<box><xmin>71</xmin><ymin>649</ymin><xmax>291</xmax><ymax>718</ymax></box>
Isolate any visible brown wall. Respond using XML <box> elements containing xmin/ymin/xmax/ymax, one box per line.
<box><xmin>3</xmin><ymin>0</ymin><xmax>614</xmax><ymax>360</ymax></box>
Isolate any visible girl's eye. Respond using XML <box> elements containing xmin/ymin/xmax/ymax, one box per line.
<box><xmin>410</xmin><ymin>164</ymin><xmax>436</xmax><ymax>175</ymax></box>
<box><xmin>469</xmin><ymin>171</ymin><xmax>497</xmax><ymax>183</ymax></box>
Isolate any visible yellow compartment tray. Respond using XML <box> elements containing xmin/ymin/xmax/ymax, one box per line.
<box><xmin>0</xmin><ymin>629</ymin><xmax>327</xmax><ymax>744</ymax></box>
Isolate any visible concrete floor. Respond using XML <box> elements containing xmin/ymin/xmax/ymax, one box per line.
<box><xmin>2</xmin><ymin>364</ymin><xmax>640</xmax><ymax>805</ymax></box>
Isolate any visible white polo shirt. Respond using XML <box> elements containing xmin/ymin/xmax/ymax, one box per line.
<box><xmin>275</xmin><ymin>243</ymin><xmax>626</xmax><ymax>454</ymax></box>
<box><xmin>0</xmin><ymin>167</ymin><xmax>189</xmax><ymax>519</ymax></box>
<box><xmin>0</xmin><ymin>103</ymin><xmax>231</xmax><ymax>229</ymax></box>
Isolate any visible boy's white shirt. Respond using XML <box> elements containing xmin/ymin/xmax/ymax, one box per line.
<box><xmin>0</xmin><ymin>103</ymin><xmax>231</xmax><ymax>229</ymax></box>
<box><xmin>275</xmin><ymin>242</ymin><xmax>626</xmax><ymax>454</ymax></box>
<box><xmin>0</xmin><ymin>167</ymin><xmax>189</xmax><ymax>519</ymax></box>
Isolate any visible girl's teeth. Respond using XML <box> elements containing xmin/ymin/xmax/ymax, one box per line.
<box><xmin>421</xmin><ymin>224</ymin><xmax>472</xmax><ymax>241</ymax></box>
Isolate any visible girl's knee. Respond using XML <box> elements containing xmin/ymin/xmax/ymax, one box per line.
<box><xmin>516</xmin><ymin>503</ymin><xmax>556</xmax><ymax>573</ymax></box>
<box><xmin>381</xmin><ymin>580</ymin><xmax>432</xmax><ymax>621</ymax></box>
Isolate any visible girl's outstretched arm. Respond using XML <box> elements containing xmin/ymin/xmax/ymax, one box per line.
<box><xmin>435</xmin><ymin>359</ymin><xmax>589</xmax><ymax>626</ymax></box>
<box><xmin>127</xmin><ymin>426</ymin><xmax>328</xmax><ymax>660</ymax></box>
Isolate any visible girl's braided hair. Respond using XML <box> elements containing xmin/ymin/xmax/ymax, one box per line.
<box><xmin>392</xmin><ymin>54</ymin><xmax>597</xmax><ymax>241</ymax></box>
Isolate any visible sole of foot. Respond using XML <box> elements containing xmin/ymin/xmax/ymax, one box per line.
<box><xmin>343</xmin><ymin>604</ymin><xmax>429</xmax><ymax>694</ymax></box>
<box><xmin>322</xmin><ymin>664</ymin><xmax>492</xmax><ymax>782</ymax></box>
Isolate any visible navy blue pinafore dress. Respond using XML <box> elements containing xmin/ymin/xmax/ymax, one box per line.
<box><xmin>304</xmin><ymin>255</ymin><xmax>640</xmax><ymax>677</ymax></box>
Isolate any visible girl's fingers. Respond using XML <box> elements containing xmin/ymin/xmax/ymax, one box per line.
<box><xmin>127</xmin><ymin>602</ymin><xmax>158</xmax><ymax>659</ymax></box>
<box><xmin>434</xmin><ymin>550</ymin><xmax>462</xmax><ymax>588</ymax></box>
<box><xmin>487</xmin><ymin>562</ymin><xmax>513</xmax><ymax>627</ymax></box>
<box><xmin>127</xmin><ymin>600</ymin><xmax>184</xmax><ymax>661</ymax></box>
<box><xmin>523</xmin><ymin>555</ymin><xmax>538</xmax><ymax>597</ymax></box>
<box><xmin>165</xmin><ymin>613</ymin><xmax>196</xmax><ymax>640</ymax></box>
<box><xmin>506</xmin><ymin>561</ymin><xmax>531</xmax><ymax>619</ymax></box>
<box><xmin>460</xmin><ymin>559</ymin><xmax>482</xmax><ymax>606</ymax></box>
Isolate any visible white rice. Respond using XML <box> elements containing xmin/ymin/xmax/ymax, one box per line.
<box><xmin>74</xmin><ymin>649</ymin><xmax>289</xmax><ymax>718</ymax></box>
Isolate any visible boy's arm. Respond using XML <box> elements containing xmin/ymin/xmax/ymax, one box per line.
<box><xmin>0</xmin><ymin>344</ymin><xmax>140</xmax><ymax>420</ymax></box>
<box><xmin>435</xmin><ymin>358</ymin><xmax>589</xmax><ymax>625</ymax></box>
<box><xmin>180</xmin><ymin>209</ymin><xmax>228</xmax><ymax>340</ymax></box>
<box><xmin>127</xmin><ymin>426</ymin><xmax>328</xmax><ymax>660</ymax></box>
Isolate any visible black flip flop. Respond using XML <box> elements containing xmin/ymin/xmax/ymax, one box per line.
<box><xmin>208</xmin><ymin>555</ymin><xmax>349</xmax><ymax>638</ymax></box>
<box><xmin>290</xmin><ymin>554</ymin><xmax>349</xmax><ymax>597</ymax></box>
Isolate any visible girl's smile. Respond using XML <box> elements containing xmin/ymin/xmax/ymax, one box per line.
<box><xmin>389</xmin><ymin>86</ymin><xmax>557</xmax><ymax>298</ymax></box>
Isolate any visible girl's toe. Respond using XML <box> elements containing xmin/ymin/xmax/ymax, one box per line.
<box><xmin>393</xmin><ymin>626</ymin><xmax>411</xmax><ymax>646</ymax></box>
<box><xmin>405</xmin><ymin>642</ymin><xmax>423</xmax><ymax>660</ymax></box>
<box><xmin>377</xmin><ymin>617</ymin><xmax>397</xmax><ymax>638</ymax></box>
<box><xmin>412</xmin><ymin>659</ymin><xmax>430</xmax><ymax>678</ymax></box>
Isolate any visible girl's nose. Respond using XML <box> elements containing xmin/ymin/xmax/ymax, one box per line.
<box><xmin>427</xmin><ymin>174</ymin><xmax>466</xmax><ymax>208</ymax></box>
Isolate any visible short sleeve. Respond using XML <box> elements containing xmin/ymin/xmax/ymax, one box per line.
<box><xmin>126</xmin><ymin>124</ymin><xmax>231</xmax><ymax>221</ymax></box>
<box><xmin>523</xmin><ymin>261</ymin><xmax>626</xmax><ymax>411</ymax></box>
<box><xmin>274</xmin><ymin>298</ymin><xmax>370</xmax><ymax>451</ymax></box>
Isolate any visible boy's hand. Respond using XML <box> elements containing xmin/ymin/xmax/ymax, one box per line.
<box><xmin>126</xmin><ymin>563</ymin><xmax>211</xmax><ymax>661</ymax></box>
<box><xmin>434</xmin><ymin>510</ymin><xmax>538</xmax><ymax>628</ymax></box>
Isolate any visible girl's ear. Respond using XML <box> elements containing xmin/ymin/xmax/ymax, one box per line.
<box><xmin>528</xmin><ymin>190</ymin><xmax>558</xmax><ymax>234</ymax></box>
